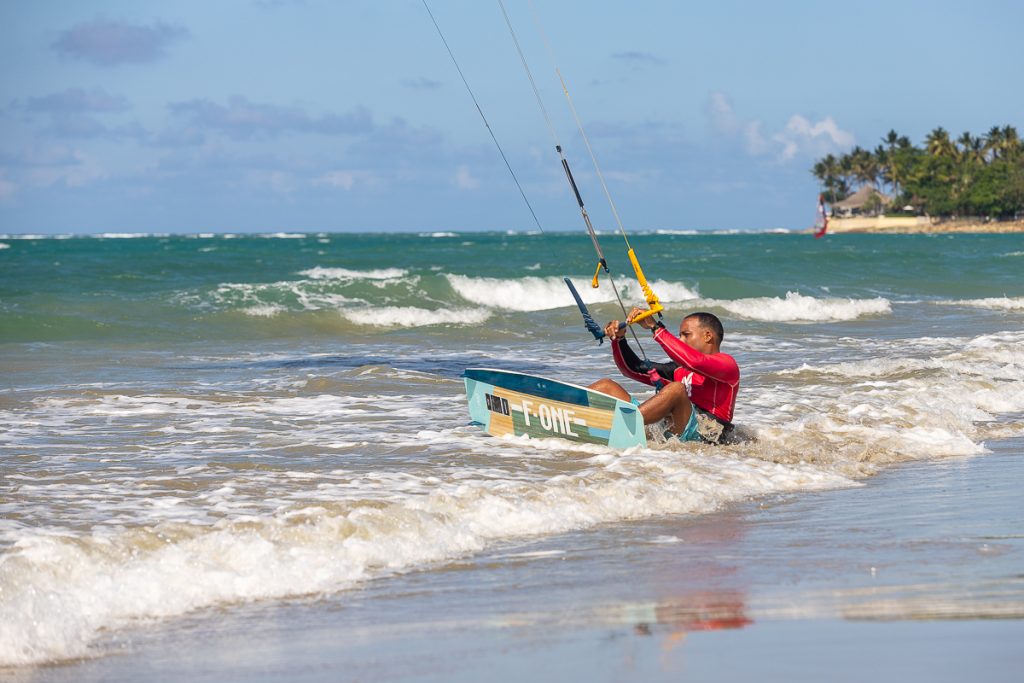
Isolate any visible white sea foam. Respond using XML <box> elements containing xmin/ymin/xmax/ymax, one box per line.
<box><xmin>755</xmin><ymin>330</ymin><xmax>1024</xmax><ymax>459</ymax></box>
<box><xmin>703</xmin><ymin>291</ymin><xmax>891</xmax><ymax>322</ymax></box>
<box><xmin>0</xmin><ymin>242</ymin><xmax>9</xmax><ymax>249</ymax></box>
<box><xmin>93</xmin><ymin>233</ymin><xmax>165</xmax><ymax>239</ymax></box>
<box><xmin>420</xmin><ymin>231</ymin><xmax>458</xmax><ymax>238</ymax></box>
<box><xmin>5</xmin><ymin>324</ymin><xmax>1024</xmax><ymax>666</ymax></box>
<box><xmin>935</xmin><ymin>296</ymin><xmax>1024</xmax><ymax>311</ymax></box>
<box><xmin>447</xmin><ymin>275</ymin><xmax>591</xmax><ymax>311</ymax></box>
<box><xmin>242</xmin><ymin>305</ymin><xmax>287</xmax><ymax>317</ymax></box>
<box><xmin>260</xmin><ymin>232</ymin><xmax>306</xmax><ymax>239</ymax></box>
<box><xmin>0</xmin><ymin>444</ymin><xmax>850</xmax><ymax>666</ymax></box>
<box><xmin>207</xmin><ymin>282</ymin><xmax>359</xmax><ymax>312</ymax></box>
<box><xmin>339</xmin><ymin>306</ymin><xmax>492</xmax><ymax>327</ymax></box>
<box><xmin>299</xmin><ymin>266</ymin><xmax>408</xmax><ymax>280</ymax></box>
<box><xmin>643</xmin><ymin>279</ymin><xmax>702</xmax><ymax>302</ymax></box>
<box><xmin>0</xmin><ymin>233</ymin><xmax>74</xmax><ymax>239</ymax></box>
<box><xmin>445</xmin><ymin>275</ymin><xmax>699</xmax><ymax>311</ymax></box>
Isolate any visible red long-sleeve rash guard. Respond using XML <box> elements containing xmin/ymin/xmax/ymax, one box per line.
<box><xmin>612</xmin><ymin>327</ymin><xmax>740</xmax><ymax>424</ymax></box>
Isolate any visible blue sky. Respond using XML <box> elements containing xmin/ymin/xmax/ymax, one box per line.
<box><xmin>1</xmin><ymin>0</ymin><xmax>1021</xmax><ymax>234</ymax></box>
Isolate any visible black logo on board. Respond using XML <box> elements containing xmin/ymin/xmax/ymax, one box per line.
<box><xmin>485</xmin><ymin>393</ymin><xmax>510</xmax><ymax>416</ymax></box>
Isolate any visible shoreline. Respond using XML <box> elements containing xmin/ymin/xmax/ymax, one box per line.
<box><xmin>823</xmin><ymin>216</ymin><xmax>1024</xmax><ymax>234</ymax></box>
<box><xmin>23</xmin><ymin>438</ymin><xmax>1024</xmax><ymax>682</ymax></box>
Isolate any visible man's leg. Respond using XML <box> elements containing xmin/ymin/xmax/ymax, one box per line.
<box><xmin>638</xmin><ymin>381</ymin><xmax>693</xmax><ymax>434</ymax></box>
<box><xmin>588</xmin><ymin>378</ymin><xmax>632</xmax><ymax>402</ymax></box>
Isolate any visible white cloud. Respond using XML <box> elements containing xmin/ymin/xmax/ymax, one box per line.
<box><xmin>707</xmin><ymin>91</ymin><xmax>739</xmax><ymax>135</ymax></box>
<box><xmin>705</xmin><ymin>91</ymin><xmax>854</xmax><ymax>162</ymax></box>
<box><xmin>743</xmin><ymin>120</ymin><xmax>771</xmax><ymax>156</ymax></box>
<box><xmin>267</xmin><ymin>171</ymin><xmax>296</xmax><ymax>195</ymax></box>
<box><xmin>315</xmin><ymin>171</ymin><xmax>356</xmax><ymax>190</ymax></box>
<box><xmin>772</xmin><ymin>115</ymin><xmax>855</xmax><ymax>161</ymax></box>
<box><xmin>455</xmin><ymin>165</ymin><xmax>479</xmax><ymax>190</ymax></box>
<box><xmin>706</xmin><ymin>92</ymin><xmax>770</xmax><ymax>155</ymax></box>
<box><xmin>313</xmin><ymin>170</ymin><xmax>379</xmax><ymax>191</ymax></box>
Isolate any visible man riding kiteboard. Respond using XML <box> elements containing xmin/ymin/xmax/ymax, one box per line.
<box><xmin>589</xmin><ymin>308</ymin><xmax>739</xmax><ymax>444</ymax></box>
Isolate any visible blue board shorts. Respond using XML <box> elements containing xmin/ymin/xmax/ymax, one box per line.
<box><xmin>632</xmin><ymin>399</ymin><xmax>716</xmax><ymax>443</ymax></box>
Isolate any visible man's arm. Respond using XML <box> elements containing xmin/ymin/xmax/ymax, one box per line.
<box><xmin>611</xmin><ymin>338</ymin><xmax>676</xmax><ymax>385</ymax></box>
<box><xmin>652</xmin><ymin>326</ymin><xmax>739</xmax><ymax>385</ymax></box>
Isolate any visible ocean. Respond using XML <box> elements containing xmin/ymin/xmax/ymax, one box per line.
<box><xmin>1</xmin><ymin>230</ymin><xmax>1022</xmax><ymax>679</ymax></box>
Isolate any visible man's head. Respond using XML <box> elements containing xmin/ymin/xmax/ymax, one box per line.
<box><xmin>679</xmin><ymin>312</ymin><xmax>724</xmax><ymax>353</ymax></box>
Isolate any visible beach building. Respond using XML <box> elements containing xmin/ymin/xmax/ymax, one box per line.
<box><xmin>832</xmin><ymin>186</ymin><xmax>891</xmax><ymax>217</ymax></box>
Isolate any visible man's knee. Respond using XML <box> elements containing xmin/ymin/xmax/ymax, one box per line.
<box><xmin>590</xmin><ymin>378</ymin><xmax>629</xmax><ymax>400</ymax></box>
<box><xmin>659</xmin><ymin>381</ymin><xmax>689</xmax><ymax>403</ymax></box>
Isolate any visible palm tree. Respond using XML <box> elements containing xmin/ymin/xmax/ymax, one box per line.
<box><xmin>956</xmin><ymin>131</ymin><xmax>983</xmax><ymax>166</ymax></box>
<box><xmin>984</xmin><ymin>125</ymin><xmax>1004</xmax><ymax>162</ymax></box>
<box><xmin>953</xmin><ymin>131</ymin><xmax>984</xmax><ymax>214</ymax></box>
<box><xmin>812</xmin><ymin>154</ymin><xmax>846</xmax><ymax>204</ymax></box>
<box><xmin>849</xmin><ymin>146</ymin><xmax>879</xmax><ymax>188</ymax></box>
<box><xmin>812</xmin><ymin>124</ymin><xmax>1023</xmax><ymax>219</ymax></box>
<box><xmin>880</xmin><ymin>131</ymin><xmax>912</xmax><ymax>197</ymax></box>
<box><xmin>875</xmin><ymin>143</ymin><xmax>893</xmax><ymax>196</ymax></box>
<box><xmin>1002</xmin><ymin>125</ymin><xmax>1021</xmax><ymax>160</ymax></box>
<box><xmin>838</xmin><ymin>152</ymin><xmax>855</xmax><ymax>195</ymax></box>
<box><xmin>925</xmin><ymin>127</ymin><xmax>954</xmax><ymax>158</ymax></box>
<box><xmin>881</xmin><ymin>130</ymin><xmax>899</xmax><ymax>191</ymax></box>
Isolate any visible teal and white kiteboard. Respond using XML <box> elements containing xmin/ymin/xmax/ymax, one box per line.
<box><xmin>462</xmin><ymin>367</ymin><xmax>647</xmax><ymax>449</ymax></box>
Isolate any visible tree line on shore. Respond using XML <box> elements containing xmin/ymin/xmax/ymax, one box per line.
<box><xmin>812</xmin><ymin>126</ymin><xmax>1024</xmax><ymax>218</ymax></box>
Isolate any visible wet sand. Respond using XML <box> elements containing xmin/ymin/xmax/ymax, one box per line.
<box><xmin>15</xmin><ymin>436</ymin><xmax>1022</xmax><ymax>683</ymax></box>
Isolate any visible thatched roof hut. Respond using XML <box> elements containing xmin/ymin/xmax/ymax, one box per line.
<box><xmin>833</xmin><ymin>186</ymin><xmax>890</xmax><ymax>216</ymax></box>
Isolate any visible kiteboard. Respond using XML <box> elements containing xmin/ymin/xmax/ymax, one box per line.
<box><xmin>463</xmin><ymin>368</ymin><xmax>647</xmax><ymax>449</ymax></box>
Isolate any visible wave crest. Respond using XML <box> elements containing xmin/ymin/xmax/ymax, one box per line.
<box><xmin>446</xmin><ymin>275</ymin><xmax>699</xmax><ymax>312</ymax></box>
<box><xmin>705</xmin><ymin>292</ymin><xmax>891</xmax><ymax>322</ymax></box>
<box><xmin>299</xmin><ymin>267</ymin><xmax>408</xmax><ymax>280</ymax></box>
<box><xmin>936</xmin><ymin>296</ymin><xmax>1024</xmax><ymax>311</ymax></box>
<box><xmin>339</xmin><ymin>306</ymin><xmax>491</xmax><ymax>327</ymax></box>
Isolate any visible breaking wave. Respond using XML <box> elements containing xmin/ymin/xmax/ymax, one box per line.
<box><xmin>702</xmin><ymin>291</ymin><xmax>892</xmax><ymax>322</ymax></box>
<box><xmin>299</xmin><ymin>267</ymin><xmax>409</xmax><ymax>280</ymax></box>
<box><xmin>445</xmin><ymin>275</ymin><xmax>699</xmax><ymax>312</ymax></box>
<box><xmin>0</xmin><ymin>442</ymin><xmax>848</xmax><ymax>666</ymax></box>
<box><xmin>935</xmin><ymin>296</ymin><xmax>1024</xmax><ymax>311</ymax></box>
<box><xmin>338</xmin><ymin>306</ymin><xmax>491</xmax><ymax>327</ymax></box>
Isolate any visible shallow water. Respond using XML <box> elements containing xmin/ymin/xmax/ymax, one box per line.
<box><xmin>15</xmin><ymin>439</ymin><xmax>1024</xmax><ymax>683</ymax></box>
<box><xmin>1</xmin><ymin>231</ymin><xmax>1022</xmax><ymax>671</ymax></box>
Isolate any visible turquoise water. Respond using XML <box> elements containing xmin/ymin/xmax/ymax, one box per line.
<box><xmin>1</xmin><ymin>230</ymin><xmax>1022</xmax><ymax>669</ymax></box>
<box><xmin>2</xmin><ymin>232</ymin><xmax>1021</xmax><ymax>342</ymax></box>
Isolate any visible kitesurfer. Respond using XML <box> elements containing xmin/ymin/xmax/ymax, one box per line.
<box><xmin>589</xmin><ymin>309</ymin><xmax>739</xmax><ymax>444</ymax></box>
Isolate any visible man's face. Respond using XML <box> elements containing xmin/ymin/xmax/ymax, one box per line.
<box><xmin>678</xmin><ymin>317</ymin><xmax>712</xmax><ymax>352</ymax></box>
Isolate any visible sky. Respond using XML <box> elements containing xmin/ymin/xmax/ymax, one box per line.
<box><xmin>1</xmin><ymin>0</ymin><xmax>1022</xmax><ymax>234</ymax></box>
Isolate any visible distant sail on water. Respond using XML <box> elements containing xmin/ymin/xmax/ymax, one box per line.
<box><xmin>813</xmin><ymin>194</ymin><xmax>829</xmax><ymax>238</ymax></box>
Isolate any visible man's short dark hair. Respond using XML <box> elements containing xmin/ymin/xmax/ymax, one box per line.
<box><xmin>685</xmin><ymin>311</ymin><xmax>724</xmax><ymax>344</ymax></box>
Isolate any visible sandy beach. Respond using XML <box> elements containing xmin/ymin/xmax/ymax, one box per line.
<box><xmin>824</xmin><ymin>216</ymin><xmax>1024</xmax><ymax>234</ymax></box>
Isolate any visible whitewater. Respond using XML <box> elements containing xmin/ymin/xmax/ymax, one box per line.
<box><xmin>1</xmin><ymin>230</ymin><xmax>1022</xmax><ymax>672</ymax></box>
